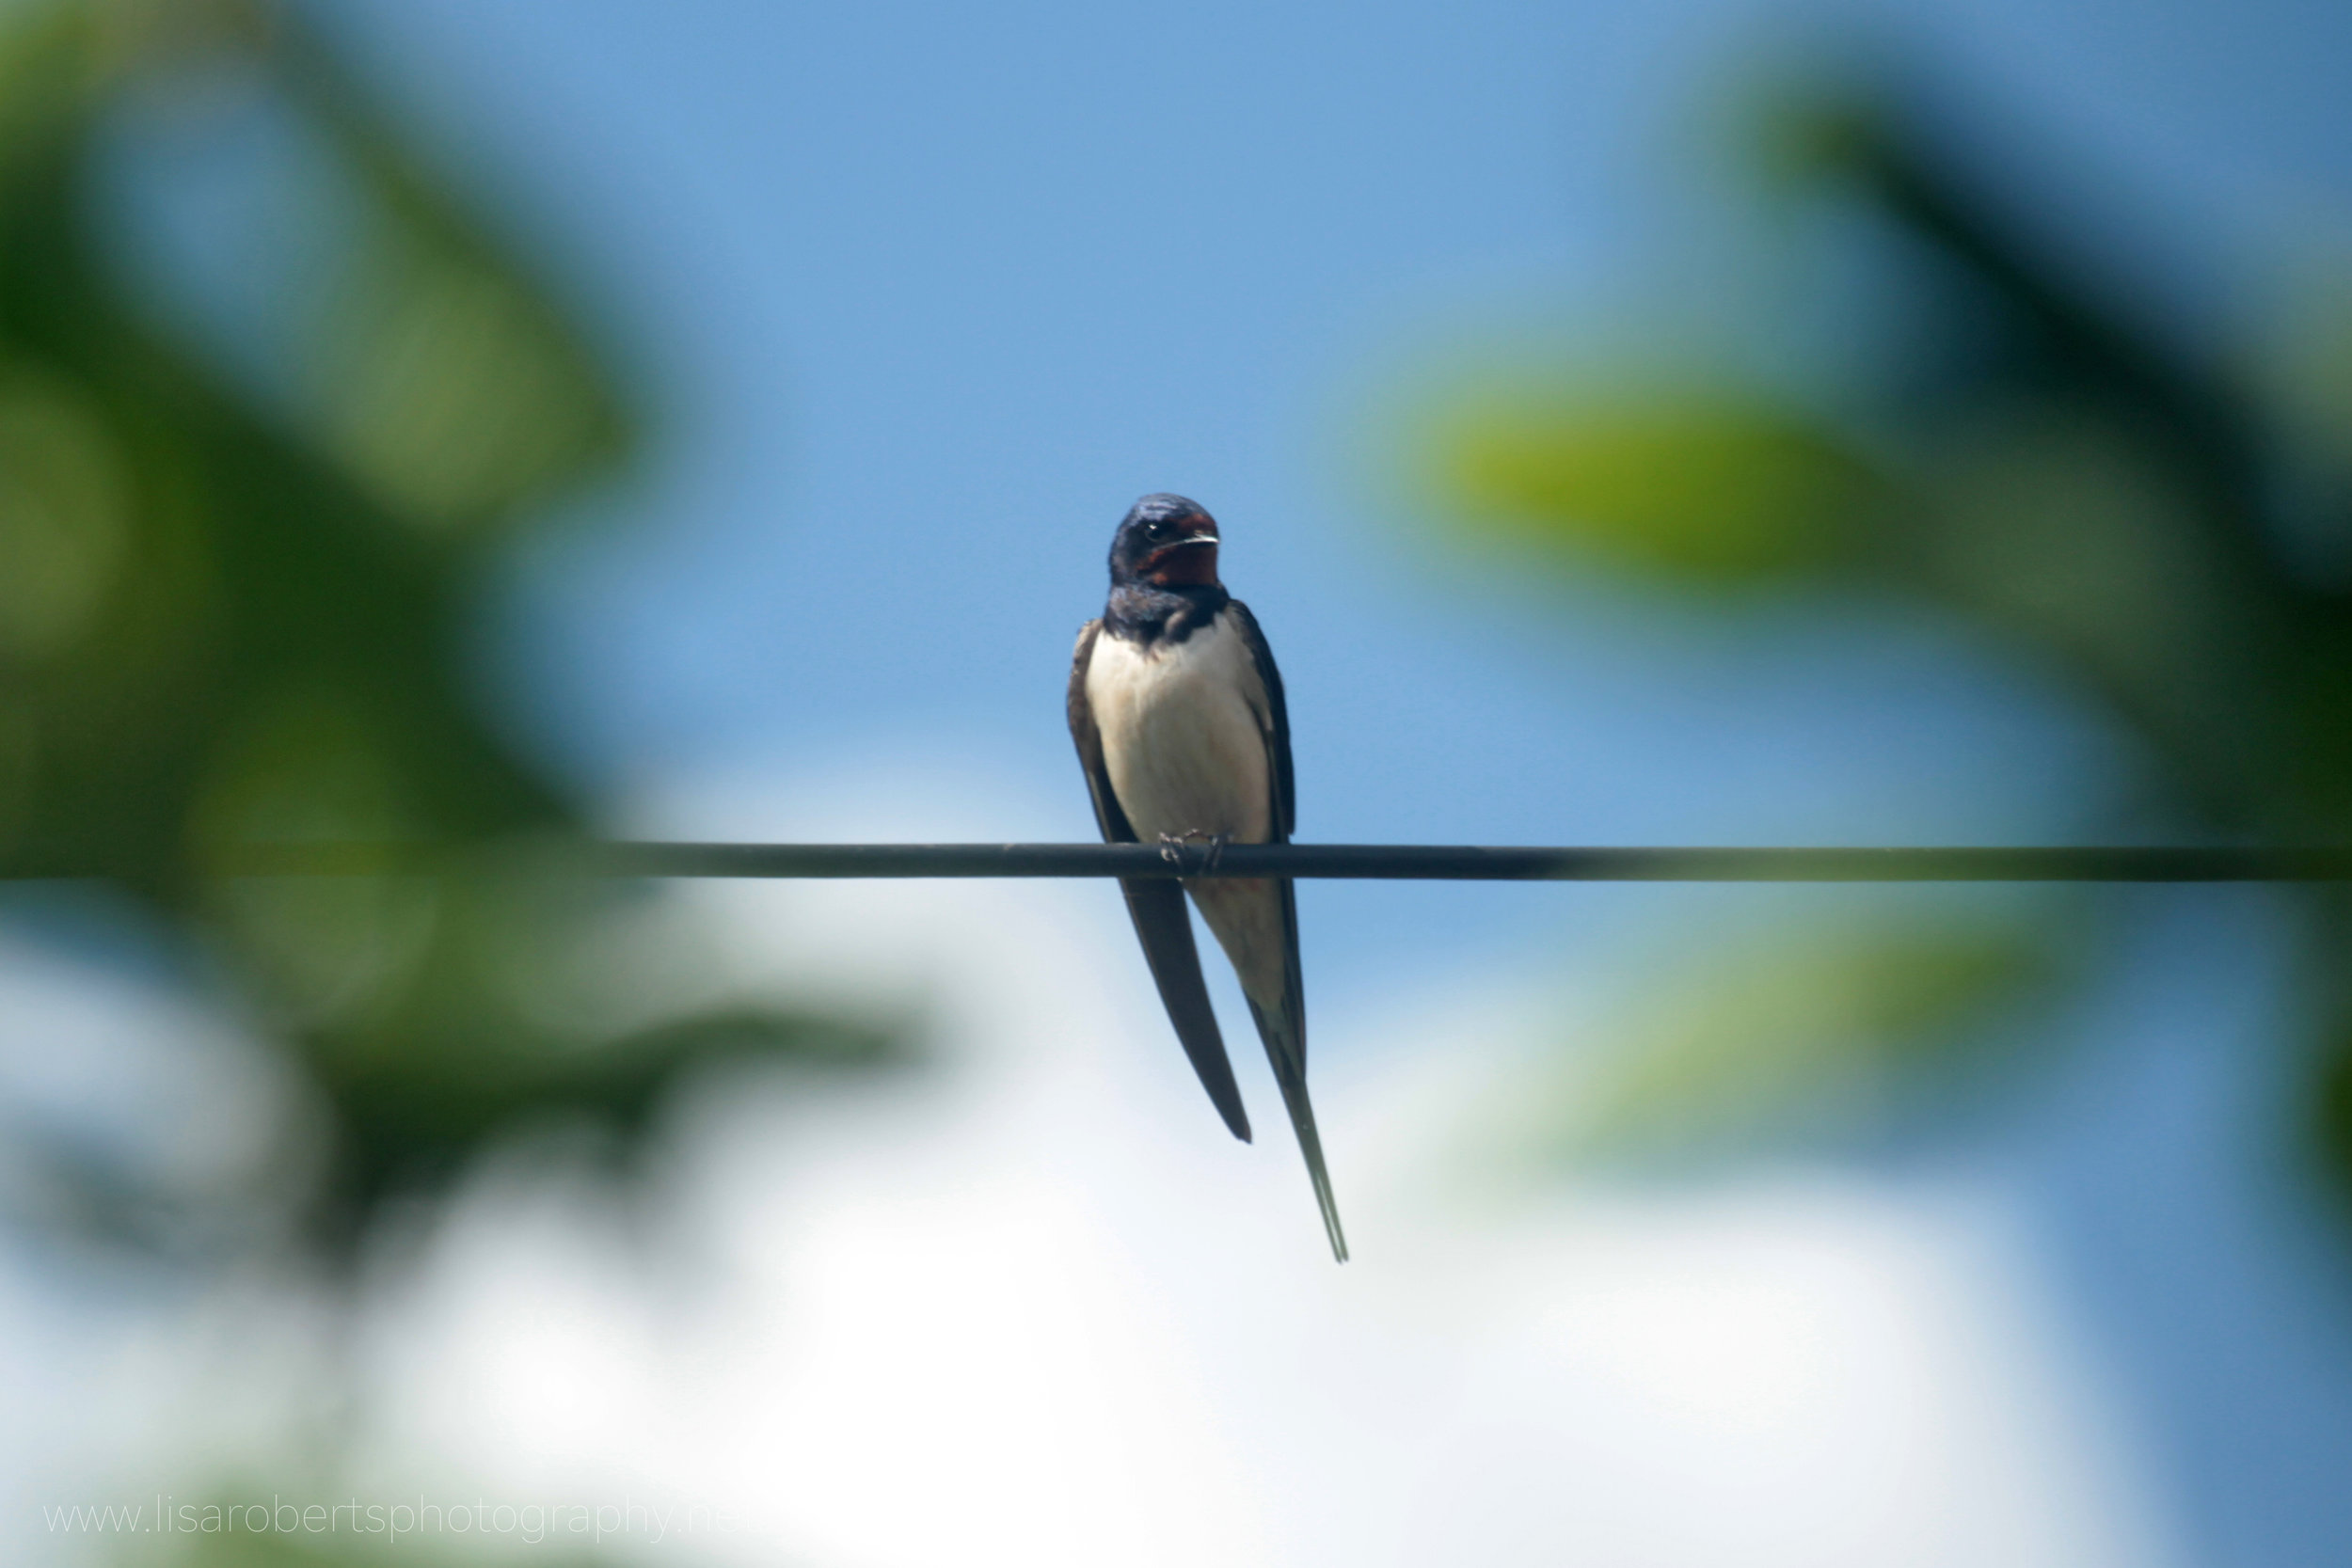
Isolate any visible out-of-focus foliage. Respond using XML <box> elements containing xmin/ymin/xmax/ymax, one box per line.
<box><xmin>1438</xmin><ymin>390</ymin><xmax>1888</xmax><ymax>582</ymax></box>
<box><xmin>1422</xmin><ymin>73</ymin><xmax>2352</xmax><ymax>1205</ymax></box>
<box><xmin>133</xmin><ymin>1528</ymin><xmax>602</xmax><ymax>1568</ymax></box>
<box><xmin>0</xmin><ymin>0</ymin><xmax>887</xmax><ymax>1283</ymax></box>
<box><xmin>1522</xmin><ymin>909</ymin><xmax>2071</xmax><ymax>1164</ymax></box>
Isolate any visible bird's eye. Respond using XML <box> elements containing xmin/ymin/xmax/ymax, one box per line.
<box><xmin>1146</xmin><ymin>521</ymin><xmax>1168</xmax><ymax>539</ymax></box>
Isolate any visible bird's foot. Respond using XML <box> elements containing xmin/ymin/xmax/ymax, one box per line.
<box><xmin>1201</xmin><ymin>832</ymin><xmax>1232</xmax><ymax>874</ymax></box>
<box><xmin>1154</xmin><ymin>831</ymin><xmax>1231</xmax><ymax>874</ymax></box>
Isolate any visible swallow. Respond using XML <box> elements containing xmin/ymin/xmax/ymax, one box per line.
<box><xmin>1067</xmin><ymin>494</ymin><xmax>1346</xmax><ymax>1261</ymax></box>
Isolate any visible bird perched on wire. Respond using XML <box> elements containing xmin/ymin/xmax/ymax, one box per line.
<box><xmin>1067</xmin><ymin>494</ymin><xmax>1346</xmax><ymax>1260</ymax></box>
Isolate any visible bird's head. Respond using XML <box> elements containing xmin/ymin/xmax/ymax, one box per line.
<box><xmin>1109</xmin><ymin>494</ymin><xmax>1220</xmax><ymax>589</ymax></box>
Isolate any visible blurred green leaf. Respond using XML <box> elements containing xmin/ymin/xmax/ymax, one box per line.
<box><xmin>0</xmin><ymin>3</ymin><xmax>99</xmax><ymax>182</ymax></box>
<box><xmin>0</xmin><ymin>365</ymin><xmax>132</xmax><ymax>658</ymax></box>
<box><xmin>285</xmin><ymin>34</ymin><xmax>628</xmax><ymax>532</ymax></box>
<box><xmin>310</xmin><ymin>970</ymin><xmax>895</xmax><ymax>1249</ymax></box>
<box><xmin>130</xmin><ymin>1519</ymin><xmax>608</xmax><ymax>1568</ymax></box>
<box><xmin>1435</xmin><ymin>388</ymin><xmax>1887</xmax><ymax>584</ymax></box>
<box><xmin>1906</xmin><ymin>404</ymin><xmax>2259</xmax><ymax>804</ymax></box>
<box><xmin>1415</xmin><ymin>73</ymin><xmax>2352</xmax><ymax>1214</ymax></box>
<box><xmin>314</xmin><ymin>245</ymin><xmax>622</xmax><ymax>529</ymax></box>
<box><xmin>1546</xmin><ymin>912</ymin><xmax>2063</xmax><ymax>1164</ymax></box>
<box><xmin>0</xmin><ymin>0</ymin><xmax>908</xmax><ymax>1546</ymax></box>
<box><xmin>2262</xmin><ymin>284</ymin><xmax>2352</xmax><ymax>478</ymax></box>
<box><xmin>0</xmin><ymin>0</ymin><xmax>891</xmax><ymax>1282</ymax></box>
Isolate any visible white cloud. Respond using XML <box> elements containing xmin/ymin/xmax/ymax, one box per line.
<box><xmin>349</xmin><ymin>762</ymin><xmax>2179</xmax><ymax>1568</ymax></box>
<box><xmin>0</xmin><ymin>759</ymin><xmax>2179</xmax><ymax>1568</ymax></box>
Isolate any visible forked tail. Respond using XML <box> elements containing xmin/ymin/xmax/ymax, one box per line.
<box><xmin>1248</xmin><ymin>994</ymin><xmax>1347</xmax><ymax>1262</ymax></box>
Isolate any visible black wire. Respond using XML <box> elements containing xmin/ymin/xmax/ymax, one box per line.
<box><xmin>137</xmin><ymin>842</ymin><xmax>2352</xmax><ymax>882</ymax></box>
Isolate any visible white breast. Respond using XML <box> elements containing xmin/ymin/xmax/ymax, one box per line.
<box><xmin>1086</xmin><ymin>610</ymin><xmax>1274</xmax><ymax>846</ymax></box>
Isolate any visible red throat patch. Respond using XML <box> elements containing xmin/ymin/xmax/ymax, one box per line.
<box><xmin>1144</xmin><ymin>541</ymin><xmax>1219</xmax><ymax>588</ymax></box>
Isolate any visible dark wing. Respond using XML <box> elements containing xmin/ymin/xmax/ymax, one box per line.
<box><xmin>1226</xmin><ymin>602</ymin><xmax>1305</xmax><ymax>1033</ymax></box>
<box><xmin>1068</xmin><ymin>621</ymin><xmax>1251</xmax><ymax>1142</ymax></box>
<box><xmin>1226</xmin><ymin>601</ymin><xmax>1345</xmax><ymax>1260</ymax></box>
<box><xmin>1226</xmin><ymin>599</ymin><xmax>1294</xmax><ymax>840</ymax></box>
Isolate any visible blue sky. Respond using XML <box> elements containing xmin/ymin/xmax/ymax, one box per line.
<box><xmin>55</xmin><ymin>0</ymin><xmax>2352</xmax><ymax>1560</ymax></box>
<box><xmin>291</xmin><ymin>0</ymin><xmax>2299</xmax><ymax>991</ymax></box>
